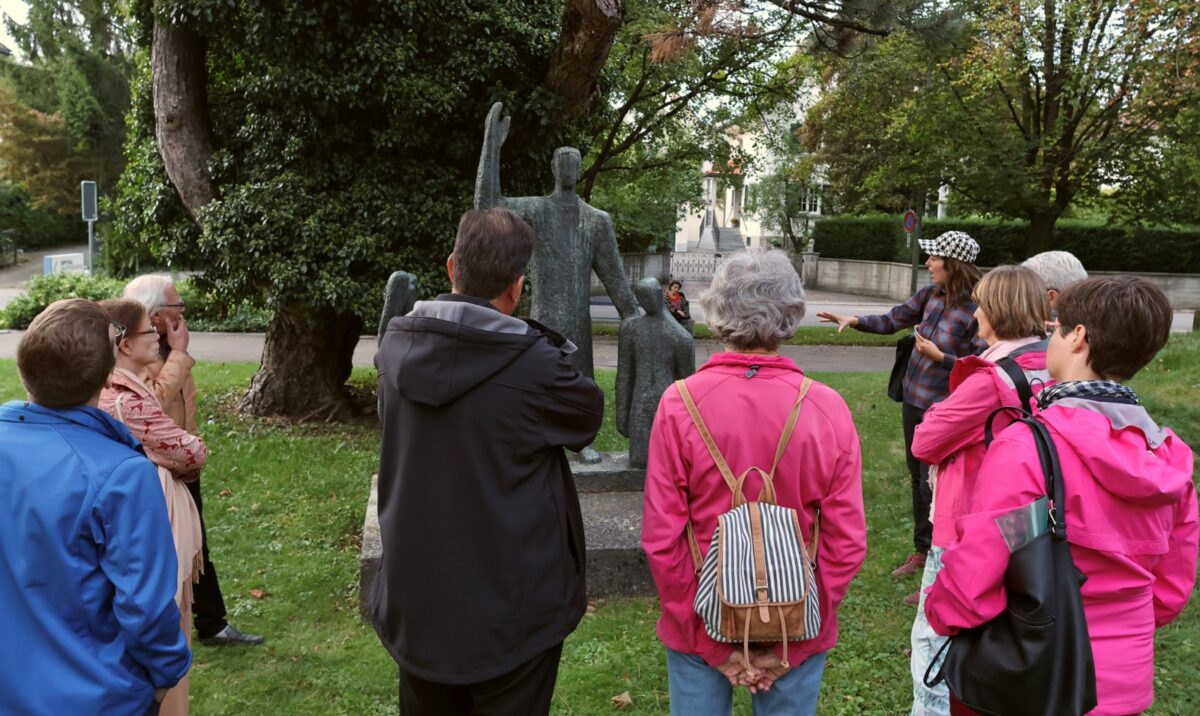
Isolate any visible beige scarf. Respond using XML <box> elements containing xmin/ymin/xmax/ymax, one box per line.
<box><xmin>113</xmin><ymin>378</ymin><xmax>204</xmax><ymax>609</ymax></box>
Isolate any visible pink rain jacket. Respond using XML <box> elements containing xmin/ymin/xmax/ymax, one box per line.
<box><xmin>913</xmin><ymin>350</ymin><xmax>1050</xmax><ymax>547</ymax></box>
<box><xmin>642</xmin><ymin>353</ymin><xmax>866</xmax><ymax>667</ymax></box>
<box><xmin>925</xmin><ymin>399</ymin><xmax>1198</xmax><ymax>715</ymax></box>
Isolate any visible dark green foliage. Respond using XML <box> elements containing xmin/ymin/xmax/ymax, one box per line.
<box><xmin>0</xmin><ymin>1</ymin><xmax>132</xmax><ymax>214</ymax></box>
<box><xmin>813</xmin><ymin>216</ymin><xmax>1200</xmax><ymax>272</ymax></box>
<box><xmin>175</xmin><ymin>279</ymin><xmax>271</xmax><ymax>333</ymax></box>
<box><xmin>0</xmin><ymin>183</ymin><xmax>78</xmax><ymax>251</ymax></box>
<box><xmin>112</xmin><ymin>1</ymin><xmax>576</xmax><ymax>328</ymax></box>
<box><xmin>0</xmin><ymin>271</ymin><xmax>124</xmax><ymax>329</ymax></box>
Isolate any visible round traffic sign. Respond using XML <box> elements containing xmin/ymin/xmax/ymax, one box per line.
<box><xmin>903</xmin><ymin>210</ymin><xmax>918</xmax><ymax>233</ymax></box>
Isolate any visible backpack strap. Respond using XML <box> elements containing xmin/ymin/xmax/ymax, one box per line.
<box><xmin>769</xmin><ymin>377</ymin><xmax>813</xmax><ymax>480</ymax></box>
<box><xmin>675</xmin><ymin>380</ymin><xmax>737</xmax><ymax>493</ymax></box>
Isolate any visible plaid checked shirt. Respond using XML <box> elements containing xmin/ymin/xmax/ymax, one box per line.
<box><xmin>856</xmin><ymin>284</ymin><xmax>987</xmax><ymax>409</ymax></box>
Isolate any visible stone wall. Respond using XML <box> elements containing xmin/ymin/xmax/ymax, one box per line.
<box><xmin>807</xmin><ymin>255</ymin><xmax>1200</xmax><ymax>309</ymax></box>
<box><xmin>590</xmin><ymin>252</ymin><xmax>671</xmax><ymax>296</ymax></box>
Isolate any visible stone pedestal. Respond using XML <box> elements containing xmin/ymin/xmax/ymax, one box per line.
<box><xmin>359</xmin><ymin>452</ymin><xmax>654</xmax><ymax>620</ymax></box>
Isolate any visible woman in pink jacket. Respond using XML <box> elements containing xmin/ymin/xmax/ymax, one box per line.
<box><xmin>908</xmin><ymin>265</ymin><xmax>1052</xmax><ymax>715</ymax></box>
<box><xmin>642</xmin><ymin>249</ymin><xmax>867</xmax><ymax>716</ymax></box>
<box><xmin>925</xmin><ymin>276</ymin><xmax>1198</xmax><ymax>715</ymax></box>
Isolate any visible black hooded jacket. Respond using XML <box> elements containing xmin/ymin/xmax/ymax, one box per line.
<box><xmin>370</xmin><ymin>293</ymin><xmax>604</xmax><ymax>683</ymax></box>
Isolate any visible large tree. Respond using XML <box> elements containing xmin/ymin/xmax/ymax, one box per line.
<box><xmin>115</xmin><ymin>0</ymin><xmax>624</xmax><ymax>418</ymax></box>
<box><xmin>581</xmin><ymin>0</ymin><xmax>800</xmax><ymax>251</ymax></box>
<box><xmin>807</xmin><ymin>1</ymin><xmax>1200</xmax><ymax>252</ymax></box>
<box><xmin>0</xmin><ymin>0</ymin><xmax>132</xmax><ymax>214</ymax></box>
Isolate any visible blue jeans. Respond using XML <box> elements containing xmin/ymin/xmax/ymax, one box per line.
<box><xmin>665</xmin><ymin>647</ymin><xmax>827</xmax><ymax>716</ymax></box>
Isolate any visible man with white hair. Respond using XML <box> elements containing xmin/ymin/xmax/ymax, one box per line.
<box><xmin>1021</xmin><ymin>250</ymin><xmax>1088</xmax><ymax>313</ymax></box>
<box><xmin>124</xmin><ymin>274</ymin><xmax>265</xmax><ymax>647</ymax></box>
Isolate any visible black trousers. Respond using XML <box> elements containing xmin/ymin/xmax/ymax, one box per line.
<box><xmin>902</xmin><ymin>401</ymin><xmax>933</xmax><ymax>555</ymax></box>
<box><xmin>398</xmin><ymin>642</ymin><xmax>564</xmax><ymax>716</ymax></box>
<box><xmin>185</xmin><ymin>476</ymin><xmax>229</xmax><ymax>638</ymax></box>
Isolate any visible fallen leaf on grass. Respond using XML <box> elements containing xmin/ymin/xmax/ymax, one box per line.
<box><xmin>219</xmin><ymin>488</ymin><xmax>233</xmax><ymax>498</ymax></box>
<box><xmin>249</xmin><ymin>589</ymin><xmax>271</xmax><ymax>600</ymax></box>
<box><xmin>611</xmin><ymin>691</ymin><xmax>633</xmax><ymax>710</ymax></box>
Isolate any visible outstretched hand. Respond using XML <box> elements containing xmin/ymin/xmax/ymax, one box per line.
<box><xmin>484</xmin><ymin>102</ymin><xmax>511</xmax><ymax>148</ymax></box>
<box><xmin>816</xmin><ymin>311</ymin><xmax>857</xmax><ymax>333</ymax></box>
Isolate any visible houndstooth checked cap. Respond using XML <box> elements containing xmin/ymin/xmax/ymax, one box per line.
<box><xmin>919</xmin><ymin>231</ymin><xmax>979</xmax><ymax>263</ymax></box>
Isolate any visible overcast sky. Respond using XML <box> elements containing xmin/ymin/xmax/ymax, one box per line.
<box><xmin>0</xmin><ymin>0</ymin><xmax>27</xmax><ymax>58</ymax></box>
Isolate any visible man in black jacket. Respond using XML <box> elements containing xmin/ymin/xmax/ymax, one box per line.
<box><xmin>371</xmin><ymin>208</ymin><xmax>604</xmax><ymax>715</ymax></box>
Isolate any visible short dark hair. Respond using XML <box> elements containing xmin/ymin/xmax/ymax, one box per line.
<box><xmin>452</xmin><ymin>208</ymin><xmax>534</xmax><ymax>299</ymax></box>
<box><xmin>17</xmin><ymin>299</ymin><xmax>115</xmax><ymax>408</ymax></box>
<box><xmin>1056</xmin><ymin>276</ymin><xmax>1173</xmax><ymax>381</ymax></box>
<box><xmin>669</xmin><ymin>280</ymin><xmax>682</xmax><ymax>290</ymax></box>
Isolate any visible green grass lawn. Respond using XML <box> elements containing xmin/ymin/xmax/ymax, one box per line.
<box><xmin>0</xmin><ymin>334</ymin><xmax>1196</xmax><ymax>714</ymax></box>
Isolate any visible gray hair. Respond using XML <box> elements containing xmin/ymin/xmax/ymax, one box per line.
<box><xmin>123</xmin><ymin>274</ymin><xmax>174</xmax><ymax>314</ymax></box>
<box><xmin>1021</xmin><ymin>251</ymin><xmax>1087</xmax><ymax>291</ymax></box>
<box><xmin>700</xmin><ymin>249</ymin><xmax>806</xmax><ymax>350</ymax></box>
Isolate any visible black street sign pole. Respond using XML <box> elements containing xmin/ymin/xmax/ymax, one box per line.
<box><xmin>81</xmin><ymin>181</ymin><xmax>97</xmax><ymax>273</ymax></box>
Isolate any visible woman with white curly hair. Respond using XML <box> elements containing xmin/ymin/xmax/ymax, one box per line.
<box><xmin>641</xmin><ymin>249</ymin><xmax>867</xmax><ymax>715</ymax></box>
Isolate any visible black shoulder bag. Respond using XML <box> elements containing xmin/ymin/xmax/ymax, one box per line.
<box><xmin>923</xmin><ymin>410</ymin><xmax>1097</xmax><ymax>716</ymax></box>
<box><xmin>887</xmin><ymin>295</ymin><xmax>943</xmax><ymax>403</ymax></box>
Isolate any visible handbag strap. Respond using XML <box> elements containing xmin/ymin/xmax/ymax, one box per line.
<box><xmin>1024</xmin><ymin>416</ymin><xmax>1068</xmax><ymax>539</ymax></box>
<box><xmin>996</xmin><ymin>356</ymin><xmax>1034</xmax><ymax>415</ymax></box>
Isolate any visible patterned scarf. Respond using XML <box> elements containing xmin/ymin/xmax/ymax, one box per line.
<box><xmin>1037</xmin><ymin>379</ymin><xmax>1140</xmax><ymax>410</ymax></box>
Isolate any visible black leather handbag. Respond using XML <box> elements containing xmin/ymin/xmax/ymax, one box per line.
<box><xmin>924</xmin><ymin>412</ymin><xmax>1097</xmax><ymax>716</ymax></box>
<box><xmin>887</xmin><ymin>333</ymin><xmax>915</xmax><ymax>402</ymax></box>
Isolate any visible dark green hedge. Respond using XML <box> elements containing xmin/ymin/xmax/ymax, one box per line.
<box><xmin>811</xmin><ymin>216</ymin><xmax>1200</xmax><ymax>273</ymax></box>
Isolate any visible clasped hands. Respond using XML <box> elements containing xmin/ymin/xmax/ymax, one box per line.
<box><xmin>715</xmin><ymin>648</ymin><xmax>790</xmax><ymax>694</ymax></box>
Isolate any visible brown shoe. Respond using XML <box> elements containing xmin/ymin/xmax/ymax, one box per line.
<box><xmin>904</xmin><ymin>591</ymin><xmax>921</xmax><ymax>607</ymax></box>
<box><xmin>890</xmin><ymin>552</ymin><xmax>927</xmax><ymax>578</ymax></box>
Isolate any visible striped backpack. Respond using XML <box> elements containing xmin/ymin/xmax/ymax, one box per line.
<box><xmin>677</xmin><ymin>377</ymin><xmax>822</xmax><ymax>669</ymax></box>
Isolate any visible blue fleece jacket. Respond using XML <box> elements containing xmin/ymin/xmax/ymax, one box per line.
<box><xmin>0</xmin><ymin>401</ymin><xmax>190</xmax><ymax>716</ymax></box>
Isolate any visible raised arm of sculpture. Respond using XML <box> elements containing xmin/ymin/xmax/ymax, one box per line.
<box><xmin>591</xmin><ymin>212</ymin><xmax>641</xmax><ymax>320</ymax></box>
<box><xmin>474</xmin><ymin>102</ymin><xmax>511</xmax><ymax>209</ymax></box>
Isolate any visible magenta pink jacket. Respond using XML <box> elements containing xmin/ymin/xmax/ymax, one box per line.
<box><xmin>914</xmin><ymin>350</ymin><xmax>1050</xmax><ymax>547</ymax></box>
<box><xmin>925</xmin><ymin>399</ymin><xmax>1198</xmax><ymax>715</ymax></box>
<box><xmin>641</xmin><ymin>353</ymin><xmax>866</xmax><ymax>667</ymax></box>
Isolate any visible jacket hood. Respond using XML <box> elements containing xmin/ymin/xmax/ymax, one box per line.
<box><xmin>376</xmin><ymin>295</ymin><xmax>569</xmax><ymax>407</ymax></box>
<box><xmin>0</xmin><ymin>400</ymin><xmax>142</xmax><ymax>452</ymax></box>
<box><xmin>1040</xmin><ymin>399</ymin><xmax>1194</xmax><ymax>507</ymax></box>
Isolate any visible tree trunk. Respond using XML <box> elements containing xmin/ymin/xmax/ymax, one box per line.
<box><xmin>152</xmin><ymin>15</ymin><xmax>216</xmax><ymax>220</ymax></box>
<box><xmin>237</xmin><ymin>304</ymin><xmax>364</xmax><ymax>419</ymax></box>
<box><xmin>1026</xmin><ymin>211</ymin><xmax>1058</xmax><ymax>256</ymax></box>
<box><xmin>545</xmin><ymin>0</ymin><xmax>624</xmax><ymax>118</ymax></box>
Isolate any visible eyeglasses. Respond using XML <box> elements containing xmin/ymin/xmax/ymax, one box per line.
<box><xmin>110</xmin><ymin>319</ymin><xmax>127</xmax><ymax>344</ymax></box>
<box><xmin>128</xmin><ymin>328</ymin><xmax>159</xmax><ymax>338</ymax></box>
<box><xmin>160</xmin><ymin>303</ymin><xmax>186</xmax><ymax>309</ymax></box>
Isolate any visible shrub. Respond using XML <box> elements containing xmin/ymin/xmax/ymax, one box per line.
<box><xmin>0</xmin><ymin>273</ymin><xmax>272</xmax><ymax>332</ymax></box>
<box><xmin>811</xmin><ymin>216</ymin><xmax>1200</xmax><ymax>273</ymax></box>
<box><xmin>0</xmin><ymin>272</ymin><xmax>125</xmax><ymax>329</ymax></box>
<box><xmin>176</xmin><ymin>279</ymin><xmax>271</xmax><ymax>333</ymax></box>
<box><xmin>0</xmin><ymin>183</ymin><xmax>78</xmax><ymax>252</ymax></box>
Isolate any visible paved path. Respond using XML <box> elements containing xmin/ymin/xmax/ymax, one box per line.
<box><xmin>0</xmin><ymin>244</ymin><xmax>89</xmax><ymax>288</ymax></box>
<box><xmin>0</xmin><ymin>330</ymin><xmax>895</xmax><ymax>372</ymax></box>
